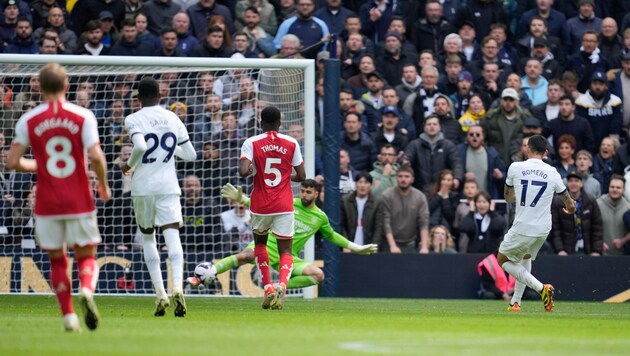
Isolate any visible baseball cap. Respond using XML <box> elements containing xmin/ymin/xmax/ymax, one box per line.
<box><xmin>523</xmin><ymin>117</ymin><xmax>541</xmax><ymax>127</ymax></box>
<box><xmin>591</xmin><ymin>71</ymin><xmax>607</xmax><ymax>83</ymax></box>
<box><xmin>366</xmin><ymin>71</ymin><xmax>384</xmax><ymax>81</ymax></box>
<box><xmin>501</xmin><ymin>88</ymin><xmax>519</xmax><ymax>100</ymax></box>
<box><xmin>384</xmin><ymin>31</ymin><xmax>401</xmax><ymax>42</ymax></box>
<box><xmin>578</xmin><ymin>0</ymin><xmax>595</xmax><ymax>8</ymax></box>
<box><xmin>533</xmin><ymin>37</ymin><xmax>548</xmax><ymax>47</ymax></box>
<box><xmin>4</xmin><ymin>0</ymin><xmax>17</xmax><ymax>7</ymax></box>
<box><xmin>566</xmin><ymin>171</ymin><xmax>584</xmax><ymax>181</ymax></box>
<box><xmin>99</xmin><ymin>11</ymin><xmax>114</xmax><ymax>21</ymax></box>
<box><xmin>382</xmin><ymin>106</ymin><xmax>400</xmax><ymax>117</ymax></box>
<box><xmin>457</xmin><ymin>71</ymin><xmax>473</xmax><ymax>83</ymax></box>
<box><xmin>460</xmin><ymin>20</ymin><xmax>475</xmax><ymax>29</ymax></box>
<box><xmin>317</xmin><ymin>51</ymin><xmax>330</xmax><ymax>62</ymax></box>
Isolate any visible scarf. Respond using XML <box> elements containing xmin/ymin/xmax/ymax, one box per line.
<box><xmin>580</xmin><ymin>46</ymin><xmax>600</xmax><ymax>64</ymax></box>
<box><xmin>475</xmin><ymin>212</ymin><xmax>491</xmax><ymax>240</ymax></box>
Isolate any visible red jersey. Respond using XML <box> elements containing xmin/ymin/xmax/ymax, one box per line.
<box><xmin>240</xmin><ymin>131</ymin><xmax>303</xmax><ymax>215</ymax></box>
<box><xmin>13</xmin><ymin>100</ymin><xmax>100</xmax><ymax>217</ymax></box>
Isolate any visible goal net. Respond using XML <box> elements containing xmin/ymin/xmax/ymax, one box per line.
<box><xmin>0</xmin><ymin>55</ymin><xmax>316</xmax><ymax>298</ymax></box>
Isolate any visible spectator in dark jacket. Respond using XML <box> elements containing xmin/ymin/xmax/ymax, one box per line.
<box><xmin>404</xmin><ymin>114</ymin><xmax>463</xmax><ymax>195</ymax></box>
<box><xmin>458</xmin><ymin>191</ymin><xmax>507</xmax><ymax>254</ymax></box>
<box><xmin>457</xmin><ymin>0</ymin><xmax>507</xmax><ymax>41</ymax></box>
<box><xmin>340</xmin><ymin>172</ymin><xmax>382</xmax><ymax>248</ymax></box>
<box><xmin>109</xmin><ymin>18</ymin><xmax>154</xmax><ymax>56</ymax></box>
<box><xmin>3</xmin><ymin>17</ymin><xmax>38</xmax><ymax>54</ymax></box>
<box><xmin>551</xmin><ymin>171</ymin><xmax>603</xmax><ymax>255</ymax></box>
<box><xmin>456</xmin><ymin>125</ymin><xmax>507</xmax><ymax>199</ymax></box>
<box><xmin>433</xmin><ymin>94</ymin><xmax>463</xmax><ymax>145</ymax></box>
<box><xmin>567</xmin><ymin>30</ymin><xmax>610</xmax><ymax>93</ymax></box>
<box><xmin>409</xmin><ymin>0</ymin><xmax>455</xmax><ymax>56</ymax></box>
<box><xmin>72</xmin><ymin>0</ymin><xmax>126</xmax><ymax>34</ymax></box>
<box><xmin>313</xmin><ymin>0</ymin><xmax>355</xmax><ymax>35</ymax></box>
<box><xmin>358</xmin><ymin>0</ymin><xmax>401</xmax><ymax>44</ymax></box>
<box><xmin>186</xmin><ymin>0</ymin><xmax>234</xmax><ymax>41</ymax></box>
<box><xmin>375</xmin><ymin>31</ymin><xmax>417</xmax><ymax>87</ymax></box>
<box><xmin>613</xmin><ymin>127</ymin><xmax>630</xmax><ymax>175</ymax></box>
<box><xmin>340</xmin><ymin>112</ymin><xmax>378</xmax><ymax>172</ymax></box>
<box><xmin>189</xmin><ymin>25</ymin><xmax>231</xmax><ymax>57</ymax></box>
<box><xmin>141</xmin><ymin>0</ymin><xmax>181</xmax><ymax>35</ymax></box>
<box><xmin>548</xmin><ymin>95</ymin><xmax>595</xmax><ymax>154</ymax></box>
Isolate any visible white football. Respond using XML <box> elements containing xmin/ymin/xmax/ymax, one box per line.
<box><xmin>194</xmin><ymin>262</ymin><xmax>215</xmax><ymax>286</ymax></box>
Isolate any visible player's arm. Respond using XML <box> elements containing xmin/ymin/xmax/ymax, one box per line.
<box><xmin>319</xmin><ymin>216</ymin><xmax>377</xmax><ymax>254</ymax></box>
<box><xmin>239</xmin><ymin>159</ymin><xmax>252</xmax><ymax>177</ymax></box>
<box><xmin>291</xmin><ymin>163</ymin><xmax>306</xmax><ymax>182</ymax></box>
<box><xmin>504</xmin><ymin>184</ymin><xmax>515</xmax><ymax>203</ymax></box>
<box><xmin>559</xmin><ymin>189</ymin><xmax>576</xmax><ymax>215</ymax></box>
<box><xmin>88</xmin><ymin>144</ymin><xmax>112</xmax><ymax>201</ymax></box>
<box><xmin>122</xmin><ymin>133</ymin><xmax>148</xmax><ymax>173</ymax></box>
<box><xmin>174</xmin><ymin>140</ymin><xmax>196</xmax><ymax>161</ymax></box>
<box><xmin>6</xmin><ymin>143</ymin><xmax>36</xmax><ymax>172</ymax></box>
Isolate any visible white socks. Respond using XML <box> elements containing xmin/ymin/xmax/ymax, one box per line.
<box><xmin>163</xmin><ymin>228</ymin><xmax>184</xmax><ymax>293</ymax></box>
<box><xmin>142</xmin><ymin>232</ymin><xmax>167</xmax><ymax>299</ymax></box>
<box><xmin>510</xmin><ymin>259</ymin><xmax>532</xmax><ymax>305</ymax></box>
<box><xmin>502</xmin><ymin>259</ymin><xmax>543</xmax><ymax>296</ymax></box>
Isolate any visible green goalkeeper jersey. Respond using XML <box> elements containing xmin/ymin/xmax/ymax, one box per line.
<box><xmin>246</xmin><ymin>198</ymin><xmax>351</xmax><ymax>254</ymax></box>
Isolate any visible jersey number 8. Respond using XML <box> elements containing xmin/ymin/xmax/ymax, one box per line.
<box><xmin>46</xmin><ymin>136</ymin><xmax>76</xmax><ymax>178</ymax></box>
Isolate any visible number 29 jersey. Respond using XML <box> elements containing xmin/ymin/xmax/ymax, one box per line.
<box><xmin>13</xmin><ymin>100</ymin><xmax>100</xmax><ymax>217</ymax></box>
<box><xmin>240</xmin><ymin>131</ymin><xmax>303</xmax><ymax>215</ymax></box>
<box><xmin>506</xmin><ymin>158</ymin><xmax>566</xmax><ymax>236</ymax></box>
<box><xmin>125</xmin><ymin>106</ymin><xmax>190</xmax><ymax>197</ymax></box>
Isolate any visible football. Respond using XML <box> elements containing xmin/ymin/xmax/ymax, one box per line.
<box><xmin>194</xmin><ymin>262</ymin><xmax>215</xmax><ymax>286</ymax></box>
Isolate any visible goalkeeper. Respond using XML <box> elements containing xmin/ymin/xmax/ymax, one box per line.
<box><xmin>189</xmin><ymin>179</ymin><xmax>377</xmax><ymax>289</ymax></box>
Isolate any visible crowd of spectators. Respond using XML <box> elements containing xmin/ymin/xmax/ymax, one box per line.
<box><xmin>1</xmin><ymin>0</ymin><xmax>630</xmax><ymax>257</ymax></box>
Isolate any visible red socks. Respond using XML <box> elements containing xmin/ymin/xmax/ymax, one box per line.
<box><xmin>279</xmin><ymin>253</ymin><xmax>293</xmax><ymax>287</ymax></box>
<box><xmin>77</xmin><ymin>256</ymin><xmax>97</xmax><ymax>293</ymax></box>
<box><xmin>254</xmin><ymin>244</ymin><xmax>271</xmax><ymax>287</ymax></box>
<box><xmin>50</xmin><ymin>255</ymin><xmax>73</xmax><ymax>316</ymax></box>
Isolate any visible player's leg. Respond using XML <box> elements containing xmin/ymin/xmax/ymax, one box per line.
<box><xmin>161</xmin><ymin>222</ymin><xmax>186</xmax><ymax>317</ymax></box>
<box><xmin>133</xmin><ymin>196</ymin><xmax>169</xmax><ymax>315</ymax></box>
<box><xmin>271</xmin><ymin>214</ymin><xmax>294</xmax><ymax>310</ymax></box>
<box><xmin>509</xmin><ymin>258</ymin><xmax>532</xmax><ymax>310</ymax></box>
<box><xmin>69</xmin><ymin>214</ymin><xmax>103</xmax><ymax>330</ymax></box>
<box><xmin>187</xmin><ymin>248</ymin><xmax>254</xmax><ymax>286</ymax></box>
<box><xmin>37</xmin><ymin>218</ymin><xmax>79</xmax><ymax>331</ymax></box>
<box><xmin>287</xmin><ymin>258</ymin><xmax>323</xmax><ymax>289</ymax></box>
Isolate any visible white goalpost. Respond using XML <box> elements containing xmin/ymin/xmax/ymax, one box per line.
<box><xmin>0</xmin><ymin>54</ymin><xmax>316</xmax><ymax>299</ymax></box>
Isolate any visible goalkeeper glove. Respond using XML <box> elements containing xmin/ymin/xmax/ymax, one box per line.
<box><xmin>221</xmin><ymin>183</ymin><xmax>246</xmax><ymax>205</ymax></box>
<box><xmin>347</xmin><ymin>242</ymin><xmax>378</xmax><ymax>255</ymax></box>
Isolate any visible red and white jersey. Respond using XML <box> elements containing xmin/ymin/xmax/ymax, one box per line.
<box><xmin>13</xmin><ymin>100</ymin><xmax>100</xmax><ymax>218</ymax></box>
<box><xmin>240</xmin><ymin>131</ymin><xmax>303</xmax><ymax>215</ymax></box>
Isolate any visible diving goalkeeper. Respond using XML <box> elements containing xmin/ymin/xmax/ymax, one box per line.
<box><xmin>188</xmin><ymin>179</ymin><xmax>377</xmax><ymax>289</ymax></box>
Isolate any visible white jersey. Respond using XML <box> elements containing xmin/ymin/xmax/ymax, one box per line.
<box><xmin>125</xmin><ymin>106</ymin><xmax>190</xmax><ymax>196</ymax></box>
<box><xmin>506</xmin><ymin>158</ymin><xmax>566</xmax><ymax>236</ymax></box>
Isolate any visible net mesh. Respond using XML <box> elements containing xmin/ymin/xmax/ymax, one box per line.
<box><xmin>0</xmin><ymin>61</ymin><xmax>310</xmax><ymax>297</ymax></box>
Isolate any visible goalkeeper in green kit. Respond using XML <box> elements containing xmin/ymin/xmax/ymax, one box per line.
<box><xmin>188</xmin><ymin>179</ymin><xmax>377</xmax><ymax>289</ymax></box>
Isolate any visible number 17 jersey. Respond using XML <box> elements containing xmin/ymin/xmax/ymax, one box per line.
<box><xmin>241</xmin><ymin>131</ymin><xmax>303</xmax><ymax>215</ymax></box>
<box><xmin>125</xmin><ymin>106</ymin><xmax>190</xmax><ymax>196</ymax></box>
<box><xmin>506</xmin><ymin>158</ymin><xmax>566</xmax><ymax>236</ymax></box>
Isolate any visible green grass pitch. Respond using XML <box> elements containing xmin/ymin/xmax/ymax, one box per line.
<box><xmin>1</xmin><ymin>295</ymin><xmax>629</xmax><ymax>355</ymax></box>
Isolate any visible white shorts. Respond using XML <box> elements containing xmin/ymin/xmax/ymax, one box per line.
<box><xmin>499</xmin><ymin>228</ymin><xmax>547</xmax><ymax>262</ymax></box>
<box><xmin>251</xmin><ymin>213</ymin><xmax>294</xmax><ymax>239</ymax></box>
<box><xmin>132</xmin><ymin>194</ymin><xmax>183</xmax><ymax>229</ymax></box>
<box><xmin>36</xmin><ymin>214</ymin><xmax>101</xmax><ymax>250</ymax></box>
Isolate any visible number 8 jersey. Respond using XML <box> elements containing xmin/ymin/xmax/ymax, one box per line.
<box><xmin>13</xmin><ymin>100</ymin><xmax>100</xmax><ymax>217</ymax></box>
<box><xmin>125</xmin><ymin>106</ymin><xmax>190</xmax><ymax>196</ymax></box>
<box><xmin>240</xmin><ymin>131</ymin><xmax>303</xmax><ymax>215</ymax></box>
<box><xmin>505</xmin><ymin>158</ymin><xmax>566</xmax><ymax>236</ymax></box>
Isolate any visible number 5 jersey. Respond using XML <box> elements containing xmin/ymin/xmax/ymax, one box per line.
<box><xmin>240</xmin><ymin>131</ymin><xmax>303</xmax><ymax>215</ymax></box>
<box><xmin>125</xmin><ymin>105</ymin><xmax>190</xmax><ymax>197</ymax></box>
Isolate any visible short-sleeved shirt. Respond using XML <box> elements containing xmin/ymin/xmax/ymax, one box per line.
<box><xmin>14</xmin><ymin>100</ymin><xmax>100</xmax><ymax>217</ymax></box>
<box><xmin>125</xmin><ymin>105</ymin><xmax>190</xmax><ymax>196</ymax></box>
<box><xmin>506</xmin><ymin>158</ymin><xmax>566</xmax><ymax>236</ymax></box>
<box><xmin>240</xmin><ymin>131</ymin><xmax>303</xmax><ymax>215</ymax></box>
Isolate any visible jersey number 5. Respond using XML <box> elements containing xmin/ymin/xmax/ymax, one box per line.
<box><xmin>520</xmin><ymin>179</ymin><xmax>547</xmax><ymax>207</ymax></box>
<box><xmin>264</xmin><ymin>158</ymin><xmax>281</xmax><ymax>187</ymax></box>
<box><xmin>46</xmin><ymin>136</ymin><xmax>76</xmax><ymax>178</ymax></box>
<box><xmin>142</xmin><ymin>132</ymin><xmax>176</xmax><ymax>163</ymax></box>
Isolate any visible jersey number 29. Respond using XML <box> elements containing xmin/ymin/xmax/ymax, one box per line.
<box><xmin>142</xmin><ymin>132</ymin><xmax>176</xmax><ymax>163</ymax></box>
